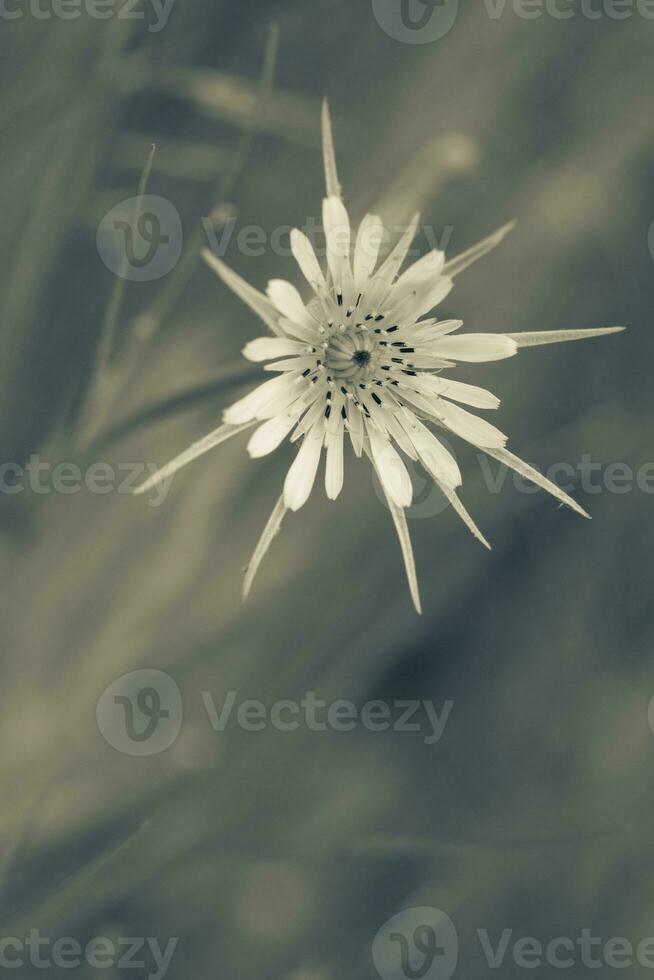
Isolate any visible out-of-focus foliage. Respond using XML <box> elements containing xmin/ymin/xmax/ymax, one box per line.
<box><xmin>0</xmin><ymin>2</ymin><xmax>652</xmax><ymax>977</ymax></box>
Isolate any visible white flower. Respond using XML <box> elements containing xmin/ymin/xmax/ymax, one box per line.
<box><xmin>135</xmin><ymin>101</ymin><xmax>623</xmax><ymax>613</ymax></box>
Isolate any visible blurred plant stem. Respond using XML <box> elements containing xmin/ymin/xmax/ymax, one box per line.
<box><xmin>72</xmin><ymin>23</ymin><xmax>280</xmax><ymax>455</ymax></box>
<box><xmin>82</xmin><ymin>362</ymin><xmax>261</xmax><ymax>458</ymax></box>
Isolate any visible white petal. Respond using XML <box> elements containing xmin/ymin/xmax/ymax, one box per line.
<box><xmin>401</xmin><ymin>417</ymin><xmax>462</xmax><ymax>489</ymax></box>
<box><xmin>224</xmin><ymin>375</ymin><xmax>298</xmax><ymax>424</ymax></box>
<box><xmin>390</xmin><ymin>249</ymin><xmax>445</xmax><ymax>305</ymax></box>
<box><xmin>132</xmin><ymin>421</ymin><xmax>254</xmax><ymax>495</ymax></box>
<box><xmin>506</xmin><ymin>326</ymin><xmax>625</xmax><ymax>348</ymax></box>
<box><xmin>242</xmin><ymin>337</ymin><xmax>311</xmax><ymax>362</ymax></box>
<box><xmin>367</xmin><ymin>424</ymin><xmax>412</xmax><ymax>509</ymax></box>
<box><xmin>346</xmin><ymin>403</ymin><xmax>365</xmax><ymax>457</ymax></box>
<box><xmin>267</xmin><ymin>279</ymin><xmax>315</xmax><ymax>328</ymax></box>
<box><xmin>290</xmin><ymin>228</ymin><xmax>327</xmax><ymax>293</ymax></box>
<box><xmin>202</xmin><ymin>250</ymin><xmax>283</xmax><ymax>337</ymax></box>
<box><xmin>425</xmin><ymin>376</ymin><xmax>500</xmax><ymax>410</ymax></box>
<box><xmin>392</xmin><ymin>275</ymin><xmax>454</xmax><ymax>321</ymax></box>
<box><xmin>257</xmin><ymin>378</ymin><xmax>311</xmax><ymax>421</ymax></box>
<box><xmin>264</xmin><ymin>356</ymin><xmax>317</xmax><ymax>373</ymax></box>
<box><xmin>354</xmin><ymin>214</ymin><xmax>384</xmax><ymax>293</ymax></box>
<box><xmin>429</xmin><ymin>334</ymin><xmax>518</xmax><ymax>362</ymax></box>
<box><xmin>291</xmin><ymin>395</ymin><xmax>325</xmax><ymax>441</ymax></box>
<box><xmin>243</xmin><ymin>495</ymin><xmax>287</xmax><ymax>600</ymax></box>
<box><xmin>247</xmin><ymin>415</ymin><xmax>297</xmax><ymax>458</ymax></box>
<box><xmin>325</xmin><ymin>427</ymin><xmax>344</xmax><ymax>500</ymax></box>
<box><xmin>283</xmin><ymin>423</ymin><xmax>324</xmax><ymax>511</ymax></box>
<box><xmin>364</xmin><ymin>213</ymin><xmax>420</xmax><ymax>310</ymax></box>
<box><xmin>323</xmin><ymin>195</ymin><xmax>353</xmax><ymax>300</ymax></box>
<box><xmin>436</xmin><ymin>400</ymin><xmax>507</xmax><ymax>449</ymax></box>
<box><xmin>278</xmin><ymin>316</ymin><xmax>321</xmax><ymax>344</ymax></box>
<box><xmin>443</xmin><ymin>221</ymin><xmax>515</xmax><ymax>278</ymax></box>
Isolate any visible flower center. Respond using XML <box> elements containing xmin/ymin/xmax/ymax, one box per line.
<box><xmin>324</xmin><ymin>325</ymin><xmax>379</xmax><ymax>383</ymax></box>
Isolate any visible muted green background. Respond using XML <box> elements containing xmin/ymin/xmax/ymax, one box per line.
<box><xmin>0</xmin><ymin>1</ymin><xmax>652</xmax><ymax>977</ymax></box>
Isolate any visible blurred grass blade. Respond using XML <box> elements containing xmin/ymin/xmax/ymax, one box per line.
<box><xmin>143</xmin><ymin>22</ymin><xmax>280</xmax><ymax>334</ymax></box>
<box><xmin>97</xmin><ymin>142</ymin><xmax>157</xmax><ymax>370</ymax></box>
<box><xmin>84</xmin><ymin>364</ymin><xmax>261</xmax><ymax>456</ymax></box>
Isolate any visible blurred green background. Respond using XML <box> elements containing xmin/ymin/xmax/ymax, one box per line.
<box><xmin>0</xmin><ymin>0</ymin><xmax>652</xmax><ymax>977</ymax></box>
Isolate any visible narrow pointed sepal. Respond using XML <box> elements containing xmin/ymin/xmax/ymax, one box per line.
<box><xmin>202</xmin><ymin>249</ymin><xmax>284</xmax><ymax>336</ymax></box>
<box><xmin>443</xmin><ymin>221</ymin><xmax>515</xmax><ymax>278</ymax></box>
<box><xmin>366</xmin><ymin>445</ymin><xmax>421</xmax><ymax>614</ymax></box>
<box><xmin>506</xmin><ymin>326</ymin><xmax>625</xmax><ymax>348</ymax></box>
<box><xmin>321</xmin><ymin>98</ymin><xmax>342</xmax><ymax>201</ymax></box>
<box><xmin>132</xmin><ymin>421</ymin><xmax>255</xmax><ymax>495</ymax></box>
<box><xmin>484</xmin><ymin>446</ymin><xmax>590</xmax><ymax>519</ymax></box>
<box><xmin>438</xmin><ymin>482</ymin><xmax>491</xmax><ymax>550</ymax></box>
<box><xmin>388</xmin><ymin>499</ymin><xmax>422</xmax><ymax>615</ymax></box>
<box><xmin>242</xmin><ymin>494</ymin><xmax>287</xmax><ymax>600</ymax></box>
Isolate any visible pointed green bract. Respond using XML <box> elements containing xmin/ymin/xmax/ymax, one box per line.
<box><xmin>507</xmin><ymin>326</ymin><xmax>625</xmax><ymax>348</ymax></box>
<box><xmin>243</xmin><ymin>494</ymin><xmax>287</xmax><ymax>600</ymax></box>
<box><xmin>443</xmin><ymin>221</ymin><xmax>515</xmax><ymax>278</ymax></box>
<box><xmin>322</xmin><ymin>98</ymin><xmax>342</xmax><ymax>201</ymax></box>
<box><xmin>132</xmin><ymin>421</ymin><xmax>254</xmax><ymax>494</ymax></box>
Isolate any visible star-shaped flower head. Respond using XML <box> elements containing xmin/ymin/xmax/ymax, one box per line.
<box><xmin>135</xmin><ymin>101</ymin><xmax>623</xmax><ymax>613</ymax></box>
